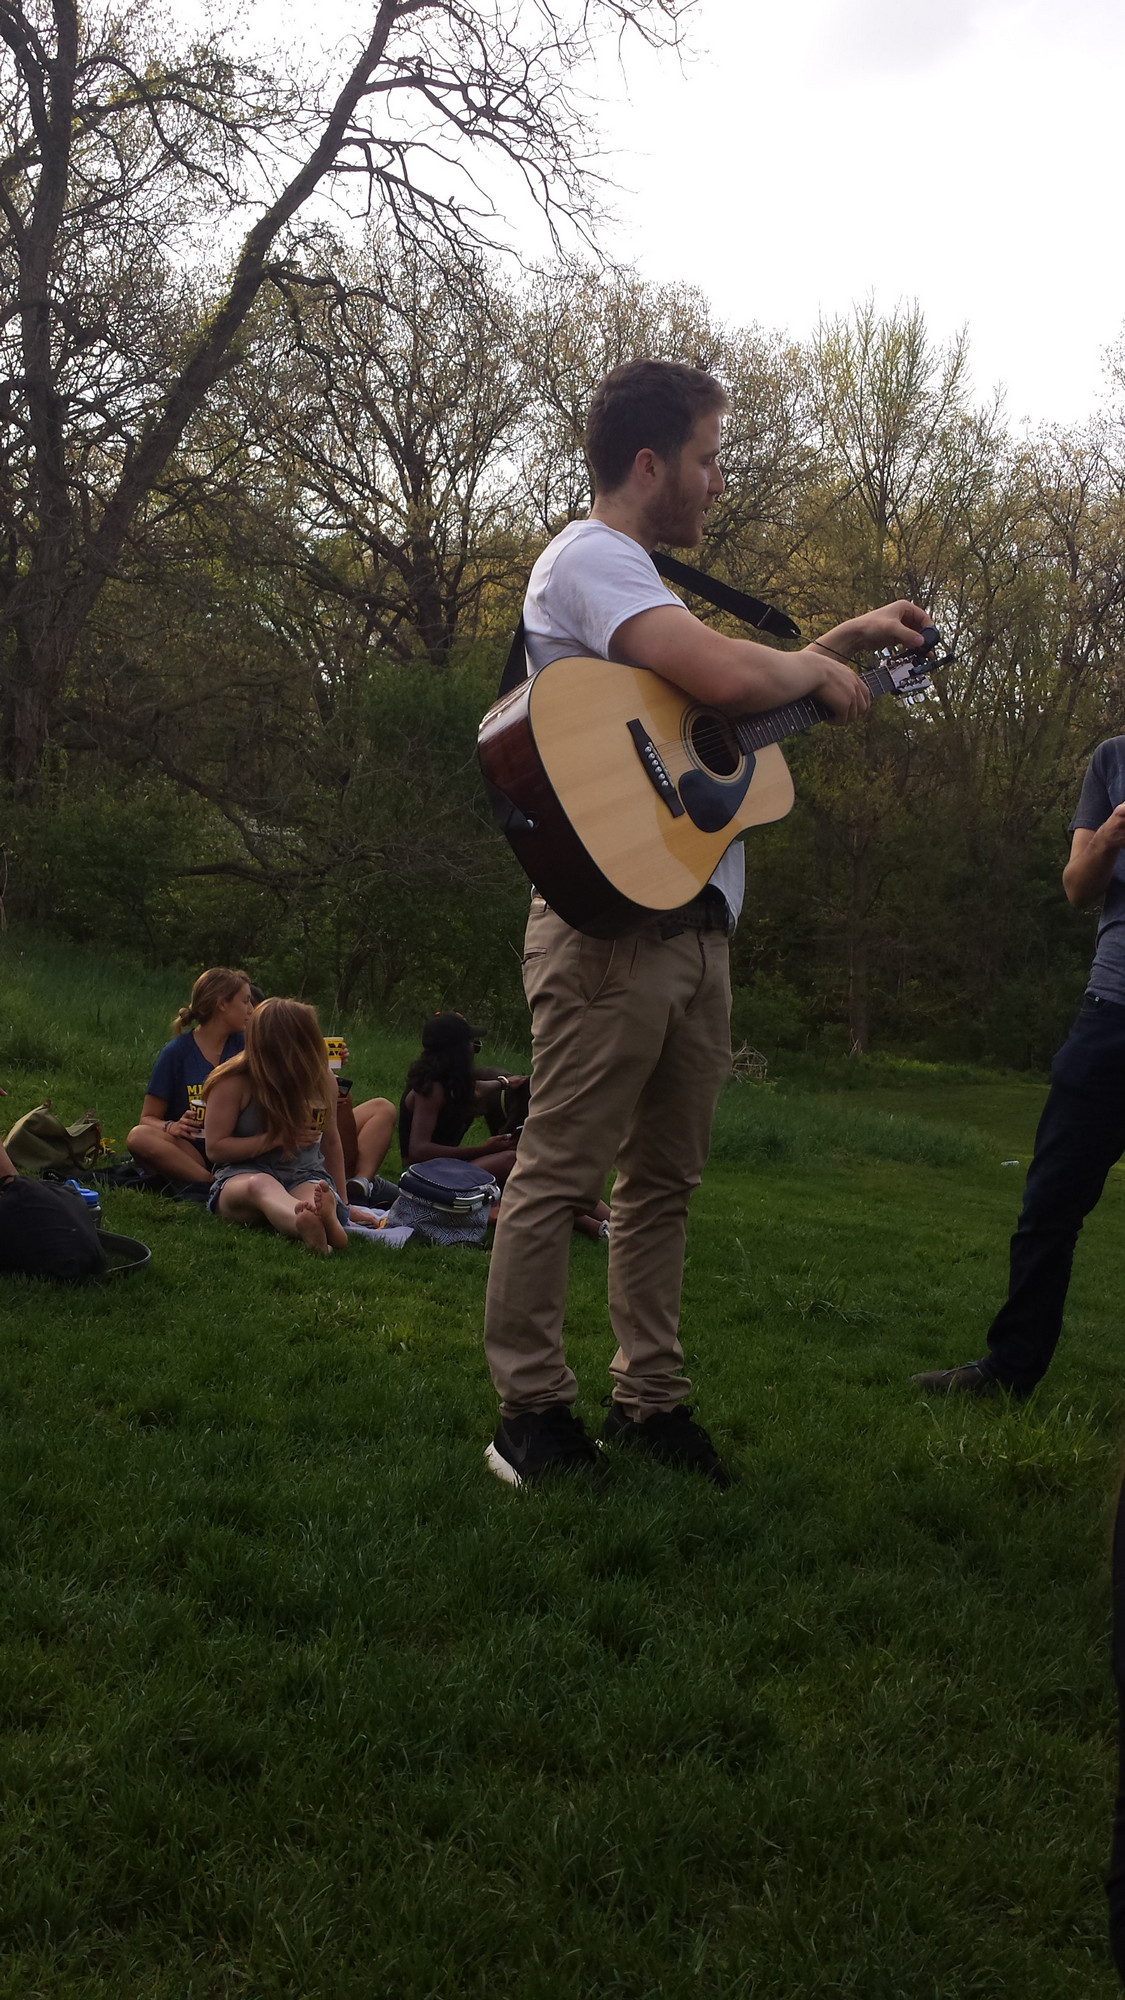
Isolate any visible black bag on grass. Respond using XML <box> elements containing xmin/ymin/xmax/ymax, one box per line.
<box><xmin>0</xmin><ymin>1177</ymin><xmax>150</xmax><ymax>1282</ymax></box>
<box><xmin>0</xmin><ymin>1175</ymin><xmax>105</xmax><ymax>1280</ymax></box>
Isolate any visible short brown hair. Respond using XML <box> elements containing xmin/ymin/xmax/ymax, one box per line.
<box><xmin>585</xmin><ymin>361</ymin><xmax>730</xmax><ymax>495</ymax></box>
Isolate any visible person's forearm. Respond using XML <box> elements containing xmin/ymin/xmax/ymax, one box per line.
<box><xmin>205</xmin><ymin>1129</ymin><xmax>273</xmax><ymax>1162</ymax></box>
<box><xmin>1064</xmin><ymin>830</ymin><xmax>1121</xmax><ymax>906</ymax></box>
<box><xmin>321</xmin><ymin>1122</ymin><xmax>346</xmax><ymax>1194</ymax></box>
<box><xmin>713</xmin><ymin>639</ymin><xmax>862</xmax><ymax>715</ymax></box>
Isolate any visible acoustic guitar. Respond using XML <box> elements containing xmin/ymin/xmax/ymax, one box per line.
<box><xmin>478</xmin><ymin>629</ymin><xmax>941</xmax><ymax>938</ymax></box>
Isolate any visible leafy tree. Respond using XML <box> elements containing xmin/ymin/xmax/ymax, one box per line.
<box><xmin>0</xmin><ymin>0</ymin><xmax>692</xmax><ymax>789</ymax></box>
<box><xmin>230</xmin><ymin>229</ymin><xmax>528</xmax><ymax>667</ymax></box>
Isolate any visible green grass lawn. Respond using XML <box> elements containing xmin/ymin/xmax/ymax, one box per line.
<box><xmin>0</xmin><ymin>931</ymin><xmax>1122</xmax><ymax>1996</ymax></box>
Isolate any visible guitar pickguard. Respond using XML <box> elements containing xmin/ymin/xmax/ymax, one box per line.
<box><xmin>678</xmin><ymin>756</ymin><xmax>755</xmax><ymax>832</ymax></box>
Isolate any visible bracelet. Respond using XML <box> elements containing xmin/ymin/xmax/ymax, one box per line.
<box><xmin>811</xmin><ymin>637</ymin><xmax>852</xmax><ymax>664</ymax></box>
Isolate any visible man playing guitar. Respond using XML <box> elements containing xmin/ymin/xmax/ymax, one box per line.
<box><xmin>483</xmin><ymin>359</ymin><xmax>931</xmax><ymax>1488</ymax></box>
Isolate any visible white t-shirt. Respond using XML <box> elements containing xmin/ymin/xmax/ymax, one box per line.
<box><xmin>522</xmin><ymin>518</ymin><xmax>745</xmax><ymax>923</ymax></box>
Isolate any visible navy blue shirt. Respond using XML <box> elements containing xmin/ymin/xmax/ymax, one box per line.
<box><xmin>1071</xmin><ymin>737</ymin><xmax>1125</xmax><ymax>1004</ymax></box>
<box><xmin>146</xmin><ymin>1031</ymin><xmax>245</xmax><ymax>1123</ymax></box>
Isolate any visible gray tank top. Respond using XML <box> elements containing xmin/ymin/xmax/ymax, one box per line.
<box><xmin>226</xmin><ymin>1095</ymin><xmax>327</xmax><ymax>1179</ymax></box>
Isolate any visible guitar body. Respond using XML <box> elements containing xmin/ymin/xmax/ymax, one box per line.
<box><xmin>478</xmin><ymin>655</ymin><xmax>796</xmax><ymax>938</ymax></box>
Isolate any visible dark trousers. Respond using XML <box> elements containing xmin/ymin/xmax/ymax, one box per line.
<box><xmin>986</xmin><ymin>995</ymin><xmax>1125</xmax><ymax>1390</ymax></box>
<box><xmin>1109</xmin><ymin>1474</ymin><xmax>1125</xmax><ymax>1985</ymax></box>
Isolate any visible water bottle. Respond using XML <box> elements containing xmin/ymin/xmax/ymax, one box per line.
<box><xmin>65</xmin><ymin>1180</ymin><xmax>102</xmax><ymax>1228</ymax></box>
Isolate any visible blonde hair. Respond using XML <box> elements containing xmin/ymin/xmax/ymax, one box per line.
<box><xmin>203</xmin><ymin>996</ymin><xmax>333</xmax><ymax>1155</ymax></box>
<box><xmin>172</xmin><ymin>967</ymin><xmax>250</xmax><ymax>1038</ymax></box>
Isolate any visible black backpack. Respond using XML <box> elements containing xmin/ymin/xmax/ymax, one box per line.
<box><xmin>0</xmin><ymin>1177</ymin><xmax>149</xmax><ymax>1282</ymax></box>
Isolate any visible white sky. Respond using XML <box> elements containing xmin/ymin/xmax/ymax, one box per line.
<box><xmin>597</xmin><ymin>0</ymin><xmax>1125</xmax><ymax>430</ymax></box>
<box><xmin>243</xmin><ymin>0</ymin><xmax>1125</xmax><ymax>430</ymax></box>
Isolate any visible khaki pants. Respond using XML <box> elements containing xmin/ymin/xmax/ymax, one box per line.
<box><xmin>483</xmin><ymin>898</ymin><xmax>732</xmax><ymax>1419</ymax></box>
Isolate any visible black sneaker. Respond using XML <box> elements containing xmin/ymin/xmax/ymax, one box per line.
<box><xmin>347</xmin><ymin>1174</ymin><xmax>401</xmax><ymax>1207</ymax></box>
<box><xmin>602</xmin><ymin>1401</ymin><xmax>734</xmax><ymax>1487</ymax></box>
<box><xmin>484</xmin><ymin>1404</ymin><xmax>603</xmax><ymax>1488</ymax></box>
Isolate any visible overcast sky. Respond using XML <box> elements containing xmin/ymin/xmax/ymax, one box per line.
<box><xmin>597</xmin><ymin>0</ymin><xmax>1125</xmax><ymax>429</ymax></box>
<box><xmin>248</xmin><ymin>0</ymin><xmax>1125</xmax><ymax>430</ymax></box>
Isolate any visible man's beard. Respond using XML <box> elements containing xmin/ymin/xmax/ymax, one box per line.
<box><xmin>646</xmin><ymin>477</ymin><xmax>702</xmax><ymax>549</ymax></box>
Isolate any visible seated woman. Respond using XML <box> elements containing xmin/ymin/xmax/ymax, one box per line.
<box><xmin>401</xmin><ymin>1014</ymin><xmax>518</xmax><ymax>1184</ymax></box>
<box><xmin>203</xmin><ymin>996</ymin><xmax>349</xmax><ymax>1256</ymax></box>
<box><xmin>127</xmin><ymin>968</ymin><xmax>255</xmax><ymax>1195</ymax></box>
<box><xmin>401</xmin><ymin>1015</ymin><xmax>609</xmax><ymax>1240</ymax></box>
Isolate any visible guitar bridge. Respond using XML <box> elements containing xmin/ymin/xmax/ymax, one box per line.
<box><xmin>627</xmin><ymin>719</ymin><xmax>685</xmax><ymax>818</ymax></box>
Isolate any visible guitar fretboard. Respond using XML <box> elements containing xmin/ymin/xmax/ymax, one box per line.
<box><xmin>732</xmin><ymin>662</ymin><xmax>898</xmax><ymax>754</ymax></box>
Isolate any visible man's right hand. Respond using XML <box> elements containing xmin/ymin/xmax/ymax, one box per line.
<box><xmin>165</xmin><ymin>1115</ymin><xmax>198</xmax><ymax>1141</ymax></box>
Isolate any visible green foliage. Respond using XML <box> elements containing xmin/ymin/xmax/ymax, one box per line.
<box><xmin>7</xmin><ymin>277</ymin><xmax>1125</xmax><ymax>1064</ymax></box>
<box><xmin>4</xmin><ymin>653</ymin><xmax>535</xmax><ymax>1035</ymax></box>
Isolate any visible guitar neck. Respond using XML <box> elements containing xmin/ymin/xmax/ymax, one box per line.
<box><xmin>732</xmin><ymin>661</ymin><xmax>899</xmax><ymax>755</ymax></box>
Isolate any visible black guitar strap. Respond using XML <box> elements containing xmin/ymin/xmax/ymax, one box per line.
<box><xmin>650</xmin><ymin>552</ymin><xmax>801</xmax><ymax>642</ymax></box>
<box><xmin>497</xmin><ymin>617</ymin><xmax>530</xmax><ymax>699</ymax></box>
<box><xmin>495</xmin><ymin>551</ymin><xmax>800</xmax><ymax>701</ymax></box>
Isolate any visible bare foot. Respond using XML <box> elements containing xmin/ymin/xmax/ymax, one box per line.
<box><xmin>313</xmin><ymin>1179</ymin><xmax>349</xmax><ymax>1251</ymax></box>
<box><xmin>293</xmin><ymin>1198</ymin><xmax>330</xmax><ymax>1255</ymax></box>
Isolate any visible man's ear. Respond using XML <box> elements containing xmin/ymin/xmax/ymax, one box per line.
<box><xmin>632</xmin><ymin>446</ymin><xmax>665</xmax><ymax>487</ymax></box>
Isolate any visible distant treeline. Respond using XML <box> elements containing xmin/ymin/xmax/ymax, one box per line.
<box><xmin>6</xmin><ymin>233</ymin><xmax>1122</xmax><ymax>1062</ymax></box>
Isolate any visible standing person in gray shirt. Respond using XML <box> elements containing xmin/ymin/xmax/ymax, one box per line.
<box><xmin>916</xmin><ymin>738</ymin><xmax>1125</xmax><ymax>1398</ymax></box>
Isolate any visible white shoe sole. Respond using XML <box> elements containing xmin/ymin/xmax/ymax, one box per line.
<box><xmin>484</xmin><ymin>1442</ymin><xmax>524</xmax><ymax>1487</ymax></box>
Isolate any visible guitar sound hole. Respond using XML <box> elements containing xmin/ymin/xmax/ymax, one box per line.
<box><xmin>689</xmin><ymin>712</ymin><xmax>741</xmax><ymax>777</ymax></box>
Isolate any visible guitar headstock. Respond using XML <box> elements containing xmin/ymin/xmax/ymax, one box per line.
<box><xmin>882</xmin><ymin>624</ymin><xmax>951</xmax><ymax>704</ymax></box>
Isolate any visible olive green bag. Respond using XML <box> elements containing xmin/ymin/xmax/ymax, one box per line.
<box><xmin>3</xmin><ymin>1101</ymin><xmax>102</xmax><ymax>1174</ymax></box>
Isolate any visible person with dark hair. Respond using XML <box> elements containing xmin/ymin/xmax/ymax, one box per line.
<box><xmin>482</xmin><ymin>358</ymin><xmax>932</xmax><ymax>1488</ymax></box>
<box><xmin>400</xmin><ymin>1014</ymin><xmax>520</xmax><ymax>1183</ymax></box>
<box><xmin>203</xmin><ymin>997</ymin><xmax>349</xmax><ymax>1255</ymax></box>
<box><xmin>401</xmin><ymin>1015</ymin><xmax>611</xmax><ymax>1239</ymax></box>
<box><xmin>127</xmin><ymin>967</ymin><xmax>254</xmax><ymax>1194</ymax></box>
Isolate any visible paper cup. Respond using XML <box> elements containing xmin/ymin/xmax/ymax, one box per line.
<box><xmin>324</xmin><ymin>1037</ymin><xmax>347</xmax><ymax>1073</ymax></box>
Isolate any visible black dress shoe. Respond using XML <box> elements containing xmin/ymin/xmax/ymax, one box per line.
<box><xmin>911</xmin><ymin>1360</ymin><xmax>1027</xmax><ymax>1400</ymax></box>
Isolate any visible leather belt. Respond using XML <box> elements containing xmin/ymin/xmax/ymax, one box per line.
<box><xmin>657</xmin><ymin>887</ymin><xmax>733</xmax><ymax>939</ymax></box>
